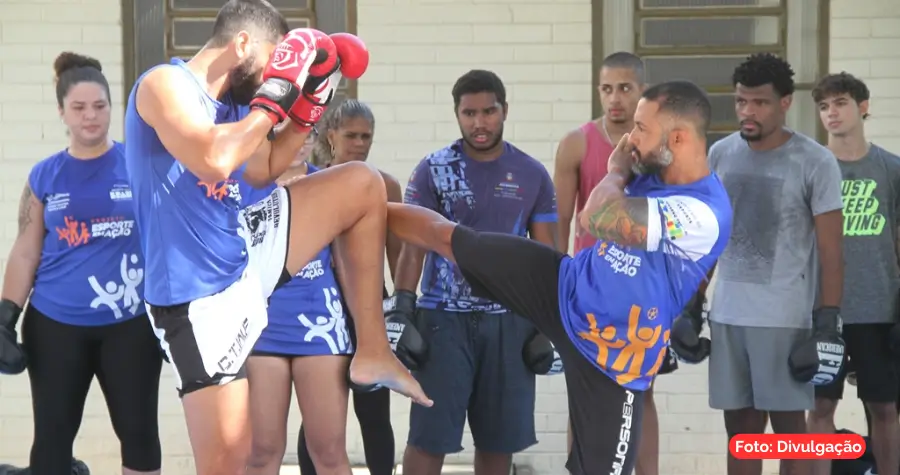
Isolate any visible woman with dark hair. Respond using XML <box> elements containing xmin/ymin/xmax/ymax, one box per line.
<box><xmin>0</xmin><ymin>52</ymin><xmax>161</xmax><ymax>475</ymax></box>
<box><xmin>296</xmin><ymin>99</ymin><xmax>401</xmax><ymax>475</ymax></box>
<box><xmin>244</xmin><ymin>127</ymin><xmax>364</xmax><ymax>475</ymax></box>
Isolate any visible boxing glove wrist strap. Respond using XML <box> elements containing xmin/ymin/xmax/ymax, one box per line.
<box><xmin>250</xmin><ymin>78</ymin><xmax>302</xmax><ymax>125</ymax></box>
<box><xmin>384</xmin><ymin>290</ymin><xmax>417</xmax><ymax>315</ymax></box>
<box><xmin>0</xmin><ymin>299</ymin><xmax>23</xmax><ymax>329</ymax></box>
<box><xmin>812</xmin><ymin>306</ymin><xmax>842</xmax><ymax>333</ymax></box>
<box><xmin>684</xmin><ymin>294</ymin><xmax>706</xmax><ymax>334</ymax></box>
<box><xmin>288</xmin><ymin>97</ymin><xmax>327</xmax><ymax>130</ymax></box>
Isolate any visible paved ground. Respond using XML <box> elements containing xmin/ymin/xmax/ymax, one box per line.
<box><xmin>278</xmin><ymin>464</ymin><xmax>503</xmax><ymax>474</ymax></box>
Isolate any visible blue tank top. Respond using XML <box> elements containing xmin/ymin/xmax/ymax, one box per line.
<box><xmin>124</xmin><ymin>58</ymin><xmax>249</xmax><ymax>306</ymax></box>
<box><xmin>558</xmin><ymin>173</ymin><xmax>733</xmax><ymax>391</ymax></box>
<box><xmin>29</xmin><ymin>143</ymin><xmax>146</xmax><ymax>326</ymax></box>
<box><xmin>253</xmin><ymin>165</ymin><xmax>350</xmax><ymax>354</ymax></box>
<box><xmin>240</xmin><ymin>177</ymin><xmax>277</xmax><ymax>207</ymax></box>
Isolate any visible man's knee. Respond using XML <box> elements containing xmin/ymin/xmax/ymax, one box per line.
<box><xmin>405</xmin><ymin>443</ymin><xmax>446</xmax><ymax>460</ymax></box>
<box><xmin>343</xmin><ymin>160</ymin><xmax>386</xmax><ymax>200</ymax></box>
<box><xmin>866</xmin><ymin>401</ymin><xmax>899</xmax><ymax>422</ymax></box>
<box><xmin>810</xmin><ymin>397</ymin><xmax>839</xmax><ymax>420</ymax></box>
<box><xmin>305</xmin><ymin>432</ymin><xmax>348</xmax><ymax>470</ymax></box>
<box><xmin>724</xmin><ymin>408</ymin><xmax>765</xmax><ymax>437</ymax></box>
<box><xmin>248</xmin><ymin>437</ymin><xmax>286</xmax><ymax>468</ymax></box>
<box><xmin>768</xmin><ymin>411</ymin><xmax>808</xmax><ymax>433</ymax></box>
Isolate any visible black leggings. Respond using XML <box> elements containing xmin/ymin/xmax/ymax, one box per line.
<box><xmin>21</xmin><ymin>306</ymin><xmax>163</xmax><ymax>473</ymax></box>
<box><xmin>298</xmin><ymin>387</ymin><xmax>394</xmax><ymax>475</ymax></box>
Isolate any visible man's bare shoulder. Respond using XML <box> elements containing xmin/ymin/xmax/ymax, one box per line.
<box><xmin>556</xmin><ymin>124</ymin><xmax>590</xmax><ymax>165</ymax></box>
<box><xmin>560</xmin><ymin>125</ymin><xmax>590</xmax><ymax>147</ymax></box>
<box><xmin>136</xmin><ymin>65</ymin><xmax>192</xmax><ymax>108</ymax></box>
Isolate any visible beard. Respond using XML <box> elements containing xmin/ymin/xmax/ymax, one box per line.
<box><xmin>229</xmin><ymin>56</ymin><xmax>263</xmax><ymax>106</ymax></box>
<box><xmin>632</xmin><ymin>140</ymin><xmax>674</xmax><ymax>175</ymax></box>
<box><xmin>739</xmin><ymin>120</ymin><xmax>764</xmax><ymax>142</ymax></box>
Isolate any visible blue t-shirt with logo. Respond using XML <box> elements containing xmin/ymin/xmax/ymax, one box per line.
<box><xmin>404</xmin><ymin>140</ymin><xmax>557</xmax><ymax>312</ymax></box>
<box><xmin>125</xmin><ymin>58</ymin><xmax>248</xmax><ymax>306</ymax></box>
<box><xmin>558</xmin><ymin>173</ymin><xmax>733</xmax><ymax>391</ymax></box>
<box><xmin>29</xmin><ymin>142</ymin><xmax>146</xmax><ymax>326</ymax></box>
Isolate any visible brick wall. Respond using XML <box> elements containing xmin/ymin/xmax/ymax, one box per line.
<box><xmin>0</xmin><ymin>0</ymin><xmax>894</xmax><ymax>473</ymax></box>
<box><xmin>829</xmin><ymin>0</ymin><xmax>900</xmax><ymax>154</ymax></box>
<box><xmin>0</xmin><ymin>0</ymin><xmax>130</xmax><ymax>469</ymax></box>
<box><xmin>351</xmin><ymin>1</ymin><xmax>592</xmax><ymax>472</ymax></box>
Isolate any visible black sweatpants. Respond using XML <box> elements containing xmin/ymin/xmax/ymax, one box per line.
<box><xmin>21</xmin><ymin>306</ymin><xmax>163</xmax><ymax>474</ymax></box>
<box><xmin>450</xmin><ymin>225</ymin><xmax>644</xmax><ymax>475</ymax></box>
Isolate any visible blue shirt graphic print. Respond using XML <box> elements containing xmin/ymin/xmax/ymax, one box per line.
<box><xmin>558</xmin><ymin>172</ymin><xmax>733</xmax><ymax>391</ymax></box>
<box><xmin>29</xmin><ymin>142</ymin><xmax>146</xmax><ymax>326</ymax></box>
<box><xmin>404</xmin><ymin>140</ymin><xmax>557</xmax><ymax>312</ymax></box>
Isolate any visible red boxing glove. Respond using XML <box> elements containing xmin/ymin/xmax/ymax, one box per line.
<box><xmin>288</xmin><ymin>71</ymin><xmax>342</xmax><ymax>130</ymax></box>
<box><xmin>331</xmin><ymin>33</ymin><xmax>369</xmax><ymax>80</ymax></box>
<box><xmin>250</xmin><ymin>28</ymin><xmax>338</xmax><ymax>126</ymax></box>
<box><xmin>288</xmin><ymin>33</ymin><xmax>369</xmax><ymax>130</ymax></box>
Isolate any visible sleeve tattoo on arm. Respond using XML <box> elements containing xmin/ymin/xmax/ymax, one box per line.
<box><xmin>17</xmin><ymin>185</ymin><xmax>33</xmax><ymax>235</ymax></box>
<box><xmin>586</xmin><ymin>198</ymin><xmax>650</xmax><ymax>248</ymax></box>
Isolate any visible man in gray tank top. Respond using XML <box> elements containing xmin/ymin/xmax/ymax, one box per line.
<box><xmin>706</xmin><ymin>54</ymin><xmax>845</xmax><ymax>475</ymax></box>
<box><xmin>805</xmin><ymin>73</ymin><xmax>900</xmax><ymax>475</ymax></box>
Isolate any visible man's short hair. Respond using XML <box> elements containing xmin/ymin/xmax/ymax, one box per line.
<box><xmin>641</xmin><ymin>80</ymin><xmax>712</xmax><ymax>135</ymax></box>
<box><xmin>812</xmin><ymin>72</ymin><xmax>870</xmax><ymax>104</ymax></box>
<box><xmin>601</xmin><ymin>52</ymin><xmax>645</xmax><ymax>83</ymax></box>
<box><xmin>731</xmin><ymin>53</ymin><xmax>795</xmax><ymax>97</ymax></box>
<box><xmin>208</xmin><ymin>0</ymin><xmax>289</xmax><ymax>48</ymax></box>
<box><xmin>451</xmin><ymin>70</ymin><xmax>507</xmax><ymax>110</ymax></box>
<box><xmin>812</xmin><ymin>72</ymin><xmax>871</xmax><ymax>120</ymax></box>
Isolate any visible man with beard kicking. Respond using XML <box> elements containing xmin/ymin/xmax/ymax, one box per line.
<box><xmin>384</xmin><ymin>80</ymin><xmax>732</xmax><ymax>475</ymax></box>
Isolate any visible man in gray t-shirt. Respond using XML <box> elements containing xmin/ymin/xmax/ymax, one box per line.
<box><xmin>705</xmin><ymin>54</ymin><xmax>845</xmax><ymax>475</ymax></box>
<box><xmin>807</xmin><ymin>73</ymin><xmax>900</xmax><ymax>475</ymax></box>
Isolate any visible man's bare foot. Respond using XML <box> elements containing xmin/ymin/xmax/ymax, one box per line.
<box><xmin>349</xmin><ymin>351</ymin><xmax>433</xmax><ymax>407</ymax></box>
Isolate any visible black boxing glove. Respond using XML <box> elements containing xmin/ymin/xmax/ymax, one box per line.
<box><xmin>522</xmin><ymin>331</ymin><xmax>564</xmax><ymax>375</ymax></box>
<box><xmin>383</xmin><ymin>289</ymin><xmax>417</xmax><ymax>319</ymax></box>
<box><xmin>669</xmin><ymin>294</ymin><xmax>710</xmax><ymax>364</ymax></box>
<box><xmin>349</xmin><ymin>290</ymin><xmax>425</xmax><ymax>393</ymax></box>
<box><xmin>0</xmin><ymin>299</ymin><xmax>26</xmax><ymax>375</ymax></box>
<box><xmin>669</xmin><ymin>314</ymin><xmax>711</xmax><ymax>364</ymax></box>
<box><xmin>683</xmin><ymin>293</ymin><xmax>706</xmax><ymax>334</ymax></box>
<box><xmin>788</xmin><ymin>306</ymin><xmax>846</xmax><ymax>385</ymax></box>
<box><xmin>386</xmin><ymin>314</ymin><xmax>428</xmax><ymax>371</ymax></box>
<box><xmin>383</xmin><ymin>290</ymin><xmax>428</xmax><ymax>370</ymax></box>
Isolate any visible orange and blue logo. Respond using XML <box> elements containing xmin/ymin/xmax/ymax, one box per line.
<box><xmin>577</xmin><ymin>304</ymin><xmax>670</xmax><ymax>385</ymax></box>
<box><xmin>56</xmin><ymin>216</ymin><xmax>90</xmax><ymax>247</ymax></box>
<box><xmin>198</xmin><ymin>179</ymin><xmax>240</xmax><ymax>202</ymax></box>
